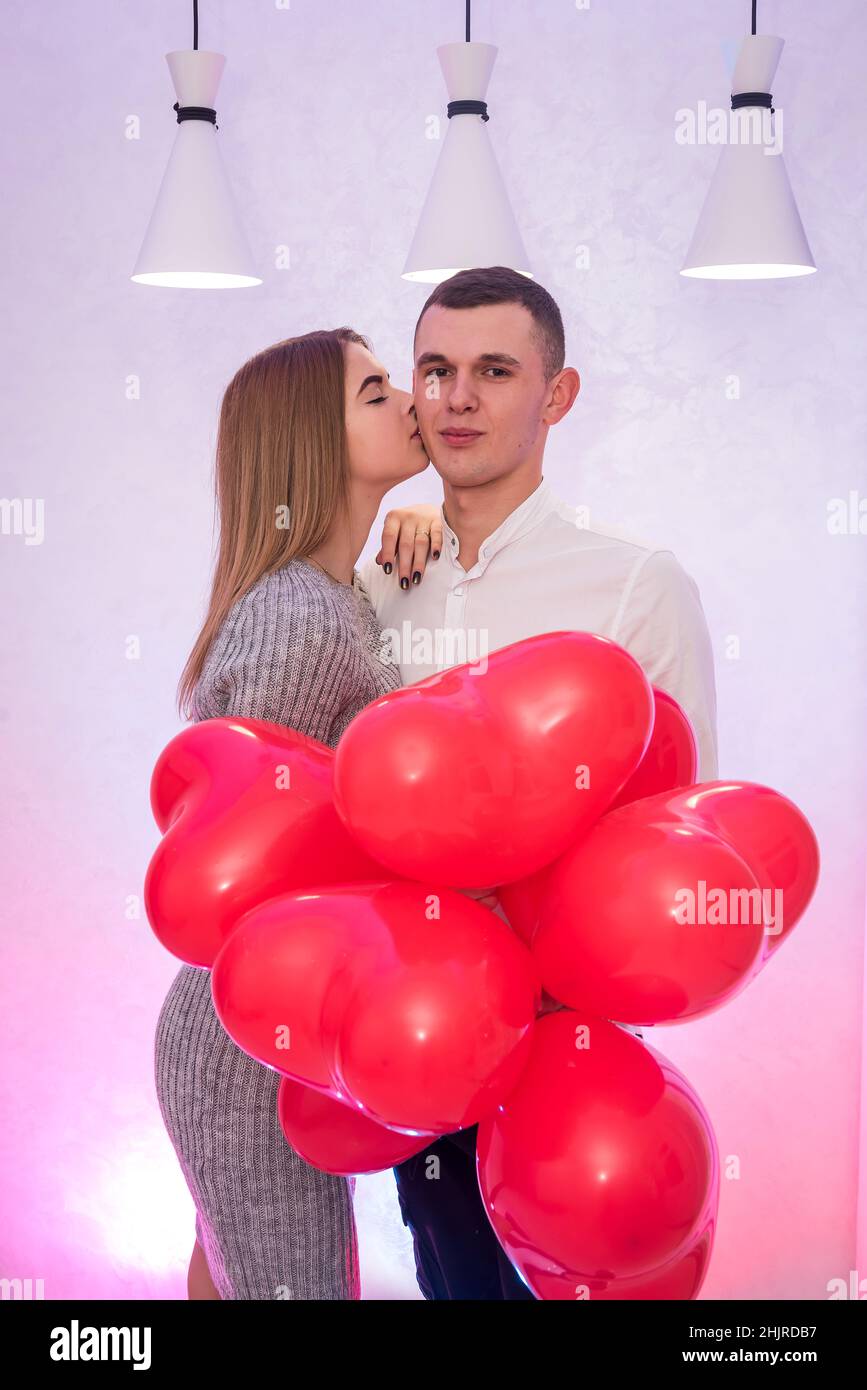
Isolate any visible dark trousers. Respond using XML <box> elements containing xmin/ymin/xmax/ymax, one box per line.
<box><xmin>393</xmin><ymin>1123</ymin><xmax>536</xmax><ymax>1300</ymax></box>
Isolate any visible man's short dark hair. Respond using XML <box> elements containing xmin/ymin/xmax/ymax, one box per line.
<box><xmin>414</xmin><ymin>265</ymin><xmax>566</xmax><ymax>381</ymax></box>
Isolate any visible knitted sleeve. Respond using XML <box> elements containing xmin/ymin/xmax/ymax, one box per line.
<box><xmin>191</xmin><ymin>567</ymin><xmax>352</xmax><ymax>745</ymax></box>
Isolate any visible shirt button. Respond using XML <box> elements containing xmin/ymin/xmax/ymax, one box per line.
<box><xmin>450</xmin><ymin>538</ymin><xmax>457</xmax><ymax>547</ymax></box>
<box><xmin>454</xmin><ymin>586</ymin><xmax>463</xmax><ymax>595</ymax></box>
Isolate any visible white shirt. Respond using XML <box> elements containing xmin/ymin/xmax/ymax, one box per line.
<box><xmin>361</xmin><ymin>478</ymin><xmax>719</xmax><ymax>780</ymax></box>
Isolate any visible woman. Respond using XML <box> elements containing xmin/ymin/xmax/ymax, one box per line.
<box><xmin>153</xmin><ymin>327</ymin><xmax>432</xmax><ymax>1300</ymax></box>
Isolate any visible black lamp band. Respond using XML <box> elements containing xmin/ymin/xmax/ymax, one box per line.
<box><xmin>447</xmin><ymin>99</ymin><xmax>489</xmax><ymax>122</ymax></box>
<box><xmin>173</xmin><ymin>102</ymin><xmax>218</xmax><ymax>127</ymax></box>
<box><xmin>731</xmin><ymin>91</ymin><xmax>775</xmax><ymax>113</ymax></box>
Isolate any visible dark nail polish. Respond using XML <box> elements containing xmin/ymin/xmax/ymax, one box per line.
<box><xmin>383</xmin><ymin>561</ymin><xmax>392</xmax><ymax>574</ymax></box>
<box><xmin>412</xmin><ymin>570</ymin><xmax>421</xmax><ymax>584</ymax></box>
<box><xmin>400</xmin><ymin>576</ymin><xmax>409</xmax><ymax>590</ymax></box>
<box><xmin>432</xmin><ymin>549</ymin><xmax>440</xmax><ymax>559</ymax></box>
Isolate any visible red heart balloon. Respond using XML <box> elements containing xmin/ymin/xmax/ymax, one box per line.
<box><xmin>499</xmin><ymin>777</ymin><xmax>817</xmax><ymax>1013</ymax></box>
<box><xmin>211</xmin><ymin>887</ymin><xmax>365</xmax><ymax>1093</ymax></box>
<box><xmin>505</xmin><ymin>803</ymin><xmax>766</xmax><ymax>1024</ymax></box>
<box><xmin>333</xmin><ymin>632</ymin><xmax>654</xmax><ymax>887</ymax></box>
<box><xmin>538</xmin><ymin>1228</ymin><xmax>718</xmax><ymax>1301</ymax></box>
<box><xmin>617</xmin><ymin>781</ymin><xmax>819</xmax><ymax>963</ymax></box>
<box><xmin>497</xmin><ymin>686</ymin><xmax>697</xmax><ymax>950</ymax></box>
<box><xmin>212</xmin><ymin>880</ymin><xmax>540</xmax><ymax>1134</ymax></box>
<box><xmin>277</xmin><ymin>1076</ymin><xmax>430</xmax><ymax>1175</ymax></box>
<box><xmin>608</xmin><ymin>686</ymin><xmax>698</xmax><ymax>811</ymax></box>
<box><xmin>144</xmin><ymin>717</ymin><xmax>384</xmax><ymax>966</ymax></box>
<box><xmin>476</xmin><ymin>1011</ymin><xmax>719</xmax><ymax>1300</ymax></box>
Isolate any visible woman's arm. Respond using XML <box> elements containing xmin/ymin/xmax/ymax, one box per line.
<box><xmin>374</xmin><ymin>503</ymin><xmax>444</xmax><ymax>587</ymax></box>
<box><xmin>193</xmin><ymin>573</ymin><xmax>346</xmax><ymax>743</ymax></box>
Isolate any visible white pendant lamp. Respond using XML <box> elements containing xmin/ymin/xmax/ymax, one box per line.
<box><xmin>132</xmin><ymin>1</ymin><xmax>260</xmax><ymax>289</ymax></box>
<box><xmin>402</xmin><ymin>0</ymin><xmax>531</xmax><ymax>283</ymax></box>
<box><xmin>681</xmin><ymin>0</ymin><xmax>815</xmax><ymax>280</ymax></box>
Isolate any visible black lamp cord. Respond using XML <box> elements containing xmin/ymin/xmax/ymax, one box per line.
<box><xmin>169</xmin><ymin>0</ymin><xmax>765</xmax><ymax>128</ymax></box>
<box><xmin>448</xmin><ymin>0</ymin><xmax>489</xmax><ymax>122</ymax></box>
<box><xmin>174</xmin><ymin>0</ymin><xmax>219</xmax><ymax>128</ymax></box>
<box><xmin>732</xmin><ymin>0</ymin><xmax>774</xmax><ymax>112</ymax></box>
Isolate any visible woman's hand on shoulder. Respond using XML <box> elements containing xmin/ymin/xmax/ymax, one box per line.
<box><xmin>374</xmin><ymin>503</ymin><xmax>443</xmax><ymax>590</ymax></box>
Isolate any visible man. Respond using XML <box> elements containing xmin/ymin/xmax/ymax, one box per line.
<box><xmin>360</xmin><ymin>265</ymin><xmax>719</xmax><ymax>1301</ymax></box>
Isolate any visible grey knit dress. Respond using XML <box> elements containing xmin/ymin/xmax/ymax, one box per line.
<box><xmin>153</xmin><ymin>558</ymin><xmax>402</xmax><ymax>1299</ymax></box>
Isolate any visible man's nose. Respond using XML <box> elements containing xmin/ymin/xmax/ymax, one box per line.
<box><xmin>447</xmin><ymin>371</ymin><xmax>478</xmax><ymax>411</ymax></box>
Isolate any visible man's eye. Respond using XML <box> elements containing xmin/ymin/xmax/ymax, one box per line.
<box><xmin>426</xmin><ymin>368</ymin><xmax>449</xmax><ymax>379</ymax></box>
<box><xmin>485</xmin><ymin>367</ymin><xmax>509</xmax><ymax>377</ymax></box>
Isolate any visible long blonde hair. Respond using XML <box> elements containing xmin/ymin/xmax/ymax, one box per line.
<box><xmin>177</xmin><ymin>327</ymin><xmax>369</xmax><ymax>719</ymax></box>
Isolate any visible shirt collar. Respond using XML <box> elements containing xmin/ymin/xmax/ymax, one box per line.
<box><xmin>439</xmin><ymin>477</ymin><xmax>554</xmax><ymax>563</ymax></box>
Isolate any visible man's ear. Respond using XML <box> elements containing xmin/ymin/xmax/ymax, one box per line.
<box><xmin>543</xmin><ymin>367</ymin><xmax>580</xmax><ymax>426</ymax></box>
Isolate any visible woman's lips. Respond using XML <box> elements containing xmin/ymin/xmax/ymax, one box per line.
<box><xmin>440</xmin><ymin>430</ymin><xmax>483</xmax><ymax>448</ymax></box>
